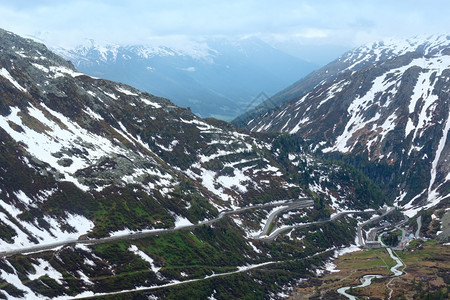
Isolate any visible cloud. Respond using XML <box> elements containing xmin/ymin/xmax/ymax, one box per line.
<box><xmin>179</xmin><ymin>67</ymin><xmax>196</xmax><ymax>72</ymax></box>
<box><xmin>0</xmin><ymin>0</ymin><xmax>448</xmax><ymax>48</ymax></box>
<box><xmin>293</xmin><ymin>29</ymin><xmax>329</xmax><ymax>39</ymax></box>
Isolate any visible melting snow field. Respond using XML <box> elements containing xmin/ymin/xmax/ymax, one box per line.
<box><xmin>28</xmin><ymin>258</ymin><xmax>63</xmax><ymax>284</ymax></box>
<box><xmin>0</xmin><ymin>205</ymin><xmax>93</xmax><ymax>251</ymax></box>
<box><xmin>0</xmin><ymin>67</ymin><xmax>27</xmax><ymax>92</ymax></box>
<box><xmin>322</xmin><ymin>244</ymin><xmax>361</xmax><ymax>274</ymax></box>
<box><xmin>128</xmin><ymin>245</ymin><xmax>161</xmax><ymax>273</ymax></box>
<box><xmin>174</xmin><ymin>216</ymin><xmax>194</xmax><ymax>228</ymax></box>
<box><xmin>0</xmin><ymin>260</ymin><xmax>45</xmax><ymax>300</ymax></box>
<box><xmin>0</xmin><ymin>104</ymin><xmax>129</xmax><ymax>191</ymax></box>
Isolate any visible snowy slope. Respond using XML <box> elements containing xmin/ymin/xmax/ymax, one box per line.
<box><xmin>0</xmin><ymin>28</ymin><xmax>396</xmax><ymax>300</ymax></box>
<box><xmin>243</xmin><ymin>34</ymin><xmax>450</xmax><ymax>212</ymax></box>
<box><xmin>0</xmin><ymin>29</ymin><xmax>318</xmax><ymax>252</ymax></box>
<box><xmin>0</xmin><ymin>28</ymin><xmax>389</xmax><ymax>249</ymax></box>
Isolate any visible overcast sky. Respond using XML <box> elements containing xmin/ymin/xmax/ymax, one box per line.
<box><xmin>1</xmin><ymin>0</ymin><xmax>449</xmax><ymax>63</ymax></box>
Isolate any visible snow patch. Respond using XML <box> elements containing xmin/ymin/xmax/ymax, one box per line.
<box><xmin>140</xmin><ymin>98</ymin><xmax>162</xmax><ymax>108</ymax></box>
<box><xmin>28</xmin><ymin>258</ymin><xmax>63</xmax><ymax>284</ymax></box>
<box><xmin>174</xmin><ymin>216</ymin><xmax>194</xmax><ymax>228</ymax></box>
<box><xmin>0</xmin><ymin>67</ymin><xmax>27</xmax><ymax>92</ymax></box>
<box><xmin>128</xmin><ymin>245</ymin><xmax>161</xmax><ymax>273</ymax></box>
<box><xmin>116</xmin><ymin>86</ymin><xmax>138</xmax><ymax>96</ymax></box>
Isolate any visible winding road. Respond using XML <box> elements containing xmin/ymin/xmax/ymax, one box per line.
<box><xmin>254</xmin><ymin>200</ymin><xmax>317</xmax><ymax>238</ymax></box>
<box><xmin>0</xmin><ymin>198</ymin><xmax>314</xmax><ymax>258</ymax></box>
<box><xmin>415</xmin><ymin>215</ymin><xmax>422</xmax><ymax>238</ymax></box>
<box><xmin>257</xmin><ymin>209</ymin><xmax>379</xmax><ymax>242</ymax></box>
<box><xmin>356</xmin><ymin>208</ymin><xmax>395</xmax><ymax>246</ymax></box>
<box><xmin>0</xmin><ymin>197</ymin><xmax>402</xmax><ymax>300</ymax></box>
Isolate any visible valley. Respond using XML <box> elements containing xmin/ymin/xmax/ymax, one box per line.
<box><xmin>0</xmin><ymin>27</ymin><xmax>448</xmax><ymax>299</ymax></box>
<box><xmin>290</xmin><ymin>240</ymin><xmax>449</xmax><ymax>299</ymax></box>
<box><xmin>54</xmin><ymin>38</ymin><xmax>318</xmax><ymax>121</ymax></box>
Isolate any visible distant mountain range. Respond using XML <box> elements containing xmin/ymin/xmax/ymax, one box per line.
<box><xmin>53</xmin><ymin>37</ymin><xmax>318</xmax><ymax>121</ymax></box>
<box><xmin>238</xmin><ymin>34</ymin><xmax>450</xmax><ymax>214</ymax></box>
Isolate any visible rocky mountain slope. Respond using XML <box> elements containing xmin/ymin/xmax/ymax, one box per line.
<box><xmin>240</xmin><ymin>35</ymin><xmax>450</xmax><ymax>214</ymax></box>
<box><xmin>53</xmin><ymin>37</ymin><xmax>318</xmax><ymax>121</ymax></box>
<box><xmin>0</xmin><ymin>29</ymin><xmax>388</xmax><ymax>299</ymax></box>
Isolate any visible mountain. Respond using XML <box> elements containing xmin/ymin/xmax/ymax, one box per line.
<box><xmin>239</xmin><ymin>35</ymin><xmax>450</xmax><ymax>214</ymax></box>
<box><xmin>53</xmin><ymin>37</ymin><xmax>318</xmax><ymax>121</ymax></box>
<box><xmin>0</xmin><ymin>29</ymin><xmax>388</xmax><ymax>299</ymax></box>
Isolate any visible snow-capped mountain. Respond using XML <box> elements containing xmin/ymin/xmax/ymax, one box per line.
<box><xmin>53</xmin><ymin>37</ymin><xmax>318</xmax><ymax>121</ymax></box>
<box><xmin>0</xmin><ymin>29</ymin><xmax>303</xmax><ymax>245</ymax></box>
<box><xmin>241</xmin><ymin>34</ymin><xmax>450</xmax><ymax>213</ymax></box>
<box><xmin>0</xmin><ymin>29</ymin><xmax>390</xmax><ymax>299</ymax></box>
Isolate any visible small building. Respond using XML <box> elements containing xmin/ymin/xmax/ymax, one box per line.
<box><xmin>399</xmin><ymin>233</ymin><xmax>415</xmax><ymax>248</ymax></box>
<box><xmin>365</xmin><ymin>241</ymin><xmax>382</xmax><ymax>249</ymax></box>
